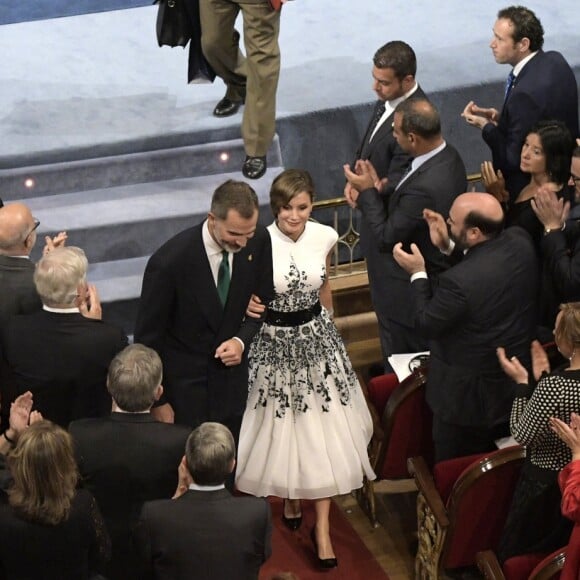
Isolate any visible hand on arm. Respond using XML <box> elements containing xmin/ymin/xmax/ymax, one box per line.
<box><xmin>246</xmin><ymin>294</ymin><xmax>266</xmax><ymax>319</ymax></box>
<box><xmin>531</xmin><ymin>186</ymin><xmax>569</xmax><ymax>230</ymax></box>
<box><xmin>481</xmin><ymin>161</ymin><xmax>509</xmax><ymax>203</ymax></box>
<box><xmin>215</xmin><ymin>338</ymin><xmax>244</xmax><ymax>366</ymax></box>
<box><xmin>496</xmin><ymin>347</ymin><xmax>529</xmax><ymax>384</ymax></box>
<box><xmin>392</xmin><ymin>242</ymin><xmax>426</xmax><ymax>275</ymax></box>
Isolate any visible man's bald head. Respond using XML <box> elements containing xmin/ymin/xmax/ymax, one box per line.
<box><xmin>448</xmin><ymin>193</ymin><xmax>504</xmax><ymax>249</ymax></box>
<box><xmin>0</xmin><ymin>203</ymin><xmax>38</xmax><ymax>256</ymax></box>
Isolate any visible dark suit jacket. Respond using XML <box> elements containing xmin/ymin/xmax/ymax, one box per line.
<box><xmin>0</xmin><ymin>310</ymin><xmax>128</xmax><ymax>428</ymax></box>
<box><xmin>412</xmin><ymin>227</ymin><xmax>538</xmax><ymax>428</ymax></box>
<box><xmin>135</xmin><ymin>489</ymin><xmax>271</xmax><ymax>580</ymax></box>
<box><xmin>69</xmin><ymin>413</ymin><xmax>191</xmax><ymax>580</ymax></box>
<box><xmin>357</xmin><ymin>143</ymin><xmax>467</xmax><ymax>328</ymax></box>
<box><xmin>482</xmin><ymin>50</ymin><xmax>579</xmax><ymax>199</ymax></box>
<box><xmin>134</xmin><ymin>222</ymin><xmax>273</xmax><ymax>428</ymax></box>
<box><xmin>0</xmin><ymin>255</ymin><xmax>40</xmax><ymax>328</ymax></box>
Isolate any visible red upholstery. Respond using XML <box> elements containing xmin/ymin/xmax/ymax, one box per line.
<box><xmin>433</xmin><ymin>452</ymin><xmax>487</xmax><ymax>504</ymax></box>
<box><xmin>366</xmin><ymin>371</ymin><xmax>434</xmax><ymax>479</ymax></box>
<box><xmin>442</xmin><ymin>448</ymin><xmax>525</xmax><ymax>569</ymax></box>
<box><xmin>502</xmin><ymin>553</ymin><xmax>546</xmax><ymax>580</ymax></box>
<box><xmin>366</xmin><ymin>373</ymin><xmax>399</xmax><ymax>417</ymax></box>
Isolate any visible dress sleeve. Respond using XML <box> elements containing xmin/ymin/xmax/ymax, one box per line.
<box><xmin>510</xmin><ymin>374</ymin><xmax>561</xmax><ymax>447</ymax></box>
<box><xmin>559</xmin><ymin>460</ymin><xmax>580</xmax><ymax>522</ymax></box>
<box><xmin>86</xmin><ymin>492</ymin><xmax>111</xmax><ymax>574</ymax></box>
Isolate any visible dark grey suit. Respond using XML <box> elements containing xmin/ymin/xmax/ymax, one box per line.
<box><xmin>411</xmin><ymin>227</ymin><xmax>538</xmax><ymax>460</ymax></box>
<box><xmin>69</xmin><ymin>413</ymin><xmax>191</xmax><ymax>580</ymax></box>
<box><xmin>0</xmin><ymin>255</ymin><xmax>40</xmax><ymax>328</ymax></box>
<box><xmin>135</xmin><ymin>489</ymin><xmax>271</xmax><ymax>580</ymax></box>
<box><xmin>134</xmin><ymin>222</ymin><xmax>273</xmax><ymax>432</ymax></box>
<box><xmin>354</xmin><ymin>87</ymin><xmax>427</xmax><ymax>362</ymax></box>
<box><xmin>357</xmin><ymin>143</ymin><xmax>467</xmax><ymax>353</ymax></box>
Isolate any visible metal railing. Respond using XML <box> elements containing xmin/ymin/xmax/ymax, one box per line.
<box><xmin>312</xmin><ymin>173</ymin><xmax>483</xmax><ymax>276</ymax></box>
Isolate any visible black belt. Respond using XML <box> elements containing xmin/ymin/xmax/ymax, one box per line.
<box><xmin>265</xmin><ymin>302</ymin><xmax>322</xmax><ymax>327</ymax></box>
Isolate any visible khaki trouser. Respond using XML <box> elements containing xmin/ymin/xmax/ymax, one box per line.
<box><xmin>200</xmin><ymin>0</ymin><xmax>281</xmax><ymax>157</ymax></box>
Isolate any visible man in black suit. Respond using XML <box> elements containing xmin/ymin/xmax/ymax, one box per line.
<box><xmin>462</xmin><ymin>5</ymin><xmax>579</xmax><ymax>200</ymax></box>
<box><xmin>135</xmin><ymin>422</ymin><xmax>271</xmax><ymax>580</ymax></box>
<box><xmin>344</xmin><ymin>98</ymin><xmax>467</xmax><ymax>354</ymax></box>
<box><xmin>69</xmin><ymin>344</ymin><xmax>191</xmax><ymax>580</ymax></box>
<box><xmin>344</xmin><ymin>40</ymin><xmax>427</xmax><ymax>366</ymax></box>
<box><xmin>134</xmin><ymin>180</ymin><xmax>273</xmax><ymax>437</ymax></box>
<box><xmin>0</xmin><ymin>246</ymin><xmax>127</xmax><ymax>428</ymax></box>
<box><xmin>393</xmin><ymin>193</ymin><xmax>538</xmax><ymax>461</ymax></box>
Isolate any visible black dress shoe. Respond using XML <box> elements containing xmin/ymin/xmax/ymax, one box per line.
<box><xmin>242</xmin><ymin>156</ymin><xmax>267</xmax><ymax>180</ymax></box>
<box><xmin>281</xmin><ymin>500</ymin><xmax>302</xmax><ymax>531</ymax></box>
<box><xmin>310</xmin><ymin>529</ymin><xmax>338</xmax><ymax>569</ymax></box>
<box><xmin>213</xmin><ymin>97</ymin><xmax>243</xmax><ymax>118</ymax></box>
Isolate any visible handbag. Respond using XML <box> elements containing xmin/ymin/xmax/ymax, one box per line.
<box><xmin>154</xmin><ymin>0</ymin><xmax>193</xmax><ymax>48</ymax></box>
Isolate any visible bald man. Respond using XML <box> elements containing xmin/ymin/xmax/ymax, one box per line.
<box><xmin>393</xmin><ymin>193</ymin><xmax>538</xmax><ymax>461</ymax></box>
<box><xmin>0</xmin><ymin>203</ymin><xmax>66</xmax><ymax>327</ymax></box>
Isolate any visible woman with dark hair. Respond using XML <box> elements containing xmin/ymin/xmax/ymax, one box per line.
<box><xmin>482</xmin><ymin>119</ymin><xmax>575</xmax><ymax>249</ymax></box>
<box><xmin>496</xmin><ymin>302</ymin><xmax>580</xmax><ymax>561</ymax></box>
<box><xmin>0</xmin><ymin>421</ymin><xmax>110</xmax><ymax>579</ymax></box>
<box><xmin>236</xmin><ymin>169</ymin><xmax>375</xmax><ymax>569</ymax></box>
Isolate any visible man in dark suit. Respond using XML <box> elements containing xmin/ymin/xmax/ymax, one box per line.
<box><xmin>393</xmin><ymin>193</ymin><xmax>538</xmax><ymax>461</ymax></box>
<box><xmin>462</xmin><ymin>5</ymin><xmax>579</xmax><ymax>200</ymax></box>
<box><xmin>344</xmin><ymin>98</ymin><xmax>467</xmax><ymax>354</ymax></box>
<box><xmin>69</xmin><ymin>344</ymin><xmax>191</xmax><ymax>580</ymax></box>
<box><xmin>344</xmin><ymin>41</ymin><xmax>427</xmax><ymax>366</ymax></box>
<box><xmin>0</xmin><ymin>246</ymin><xmax>128</xmax><ymax>428</ymax></box>
<box><xmin>134</xmin><ymin>180</ymin><xmax>273</xmax><ymax>437</ymax></box>
<box><xmin>135</xmin><ymin>422</ymin><xmax>271</xmax><ymax>580</ymax></box>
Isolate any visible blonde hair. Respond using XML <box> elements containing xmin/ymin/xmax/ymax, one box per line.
<box><xmin>33</xmin><ymin>246</ymin><xmax>88</xmax><ymax>307</ymax></box>
<box><xmin>8</xmin><ymin>421</ymin><xmax>79</xmax><ymax>525</ymax></box>
<box><xmin>555</xmin><ymin>303</ymin><xmax>580</xmax><ymax>349</ymax></box>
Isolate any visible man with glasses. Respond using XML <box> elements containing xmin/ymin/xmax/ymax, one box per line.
<box><xmin>0</xmin><ymin>203</ymin><xmax>67</xmax><ymax>328</ymax></box>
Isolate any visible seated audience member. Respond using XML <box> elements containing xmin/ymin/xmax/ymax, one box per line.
<box><xmin>0</xmin><ymin>421</ymin><xmax>110</xmax><ymax>579</ymax></box>
<box><xmin>496</xmin><ymin>303</ymin><xmax>580</xmax><ymax>561</ymax></box>
<box><xmin>0</xmin><ymin>246</ymin><xmax>128</xmax><ymax>428</ymax></box>
<box><xmin>481</xmin><ymin>120</ymin><xmax>574</xmax><ymax>253</ymax></box>
<box><xmin>69</xmin><ymin>344</ymin><xmax>191</xmax><ymax>580</ymax></box>
<box><xmin>550</xmin><ymin>412</ymin><xmax>580</xmax><ymax>580</ymax></box>
<box><xmin>392</xmin><ymin>193</ymin><xmax>538</xmax><ymax>462</ymax></box>
<box><xmin>0</xmin><ymin>202</ymin><xmax>66</xmax><ymax>329</ymax></box>
<box><xmin>531</xmin><ymin>145</ymin><xmax>580</xmax><ymax>323</ymax></box>
<box><xmin>135</xmin><ymin>422</ymin><xmax>272</xmax><ymax>580</ymax></box>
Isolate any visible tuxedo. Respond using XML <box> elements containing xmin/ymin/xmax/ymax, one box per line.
<box><xmin>135</xmin><ymin>489</ymin><xmax>271</xmax><ymax>580</ymax></box>
<box><xmin>134</xmin><ymin>222</ymin><xmax>273</xmax><ymax>430</ymax></box>
<box><xmin>357</xmin><ymin>143</ymin><xmax>467</xmax><ymax>352</ymax></box>
<box><xmin>482</xmin><ymin>50</ymin><xmax>579</xmax><ymax>199</ymax></box>
<box><xmin>0</xmin><ymin>310</ymin><xmax>128</xmax><ymax>428</ymax></box>
<box><xmin>69</xmin><ymin>413</ymin><xmax>191</xmax><ymax>580</ymax></box>
<box><xmin>0</xmin><ymin>255</ymin><xmax>40</xmax><ymax>327</ymax></box>
<box><xmin>353</xmin><ymin>87</ymin><xmax>427</xmax><ymax>361</ymax></box>
<box><xmin>411</xmin><ymin>227</ymin><xmax>538</xmax><ymax>459</ymax></box>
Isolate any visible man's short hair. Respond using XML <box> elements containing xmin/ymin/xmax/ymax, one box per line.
<box><xmin>33</xmin><ymin>246</ymin><xmax>87</xmax><ymax>307</ymax></box>
<box><xmin>497</xmin><ymin>6</ymin><xmax>544</xmax><ymax>51</ymax></box>
<box><xmin>185</xmin><ymin>422</ymin><xmax>235</xmax><ymax>486</ymax></box>
<box><xmin>107</xmin><ymin>344</ymin><xmax>163</xmax><ymax>412</ymax></box>
<box><xmin>373</xmin><ymin>41</ymin><xmax>417</xmax><ymax>79</ymax></box>
<box><xmin>210</xmin><ymin>180</ymin><xmax>259</xmax><ymax>220</ymax></box>
<box><xmin>395</xmin><ymin>98</ymin><xmax>440</xmax><ymax>139</ymax></box>
<box><xmin>464</xmin><ymin>210</ymin><xmax>504</xmax><ymax>239</ymax></box>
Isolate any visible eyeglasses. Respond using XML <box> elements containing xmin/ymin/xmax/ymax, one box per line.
<box><xmin>25</xmin><ymin>218</ymin><xmax>40</xmax><ymax>239</ymax></box>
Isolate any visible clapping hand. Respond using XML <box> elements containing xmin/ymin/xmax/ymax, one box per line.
<box><xmin>462</xmin><ymin>101</ymin><xmax>499</xmax><ymax>129</ymax></box>
<box><xmin>42</xmin><ymin>231</ymin><xmax>68</xmax><ymax>256</ymax></box>
<box><xmin>550</xmin><ymin>413</ymin><xmax>580</xmax><ymax>460</ymax></box>
<box><xmin>423</xmin><ymin>209</ymin><xmax>450</xmax><ymax>252</ymax></box>
<box><xmin>481</xmin><ymin>161</ymin><xmax>509</xmax><ymax>203</ymax></box>
<box><xmin>392</xmin><ymin>242</ymin><xmax>425</xmax><ymax>275</ymax></box>
<box><xmin>77</xmin><ymin>283</ymin><xmax>103</xmax><ymax>320</ymax></box>
<box><xmin>531</xmin><ymin>186</ymin><xmax>569</xmax><ymax>230</ymax></box>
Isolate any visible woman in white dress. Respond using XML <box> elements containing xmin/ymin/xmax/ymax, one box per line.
<box><xmin>235</xmin><ymin>169</ymin><xmax>375</xmax><ymax>568</ymax></box>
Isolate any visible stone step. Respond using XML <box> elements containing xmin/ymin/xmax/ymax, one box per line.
<box><xmin>25</xmin><ymin>167</ymin><xmax>281</xmax><ymax>264</ymax></box>
<box><xmin>1</xmin><ymin>136</ymin><xmax>282</xmax><ymax>199</ymax></box>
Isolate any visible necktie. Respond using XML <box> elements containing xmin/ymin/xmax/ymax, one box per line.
<box><xmin>368</xmin><ymin>101</ymin><xmax>386</xmax><ymax>141</ymax></box>
<box><xmin>504</xmin><ymin>70</ymin><xmax>516</xmax><ymax>101</ymax></box>
<box><xmin>217</xmin><ymin>250</ymin><xmax>230</xmax><ymax>307</ymax></box>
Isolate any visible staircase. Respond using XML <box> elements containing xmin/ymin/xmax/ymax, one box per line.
<box><xmin>0</xmin><ymin>136</ymin><xmax>284</xmax><ymax>335</ymax></box>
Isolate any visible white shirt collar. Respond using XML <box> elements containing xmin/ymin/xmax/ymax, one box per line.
<box><xmin>386</xmin><ymin>81</ymin><xmax>419</xmax><ymax>109</ymax></box>
<box><xmin>188</xmin><ymin>482</ymin><xmax>226</xmax><ymax>492</ymax></box>
<box><xmin>513</xmin><ymin>51</ymin><xmax>538</xmax><ymax>77</ymax></box>
<box><xmin>42</xmin><ymin>305</ymin><xmax>80</xmax><ymax>314</ymax></box>
<box><xmin>202</xmin><ymin>219</ymin><xmax>223</xmax><ymax>256</ymax></box>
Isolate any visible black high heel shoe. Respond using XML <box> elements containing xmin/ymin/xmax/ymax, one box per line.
<box><xmin>281</xmin><ymin>499</ymin><xmax>302</xmax><ymax>531</ymax></box>
<box><xmin>310</xmin><ymin>528</ymin><xmax>338</xmax><ymax>569</ymax></box>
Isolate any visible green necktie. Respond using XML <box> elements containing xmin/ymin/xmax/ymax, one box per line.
<box><xmin>217</xmin><ymin>250</ymin><xmax>230</xmax><ymax>306</ymax></box>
